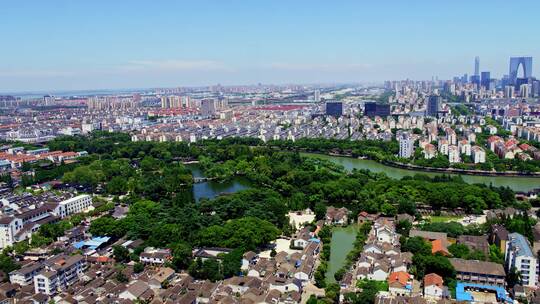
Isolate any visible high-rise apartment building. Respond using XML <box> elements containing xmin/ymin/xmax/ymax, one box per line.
<box><xmin>201</xmin><ymin>99</ymin><xmax>217</xmax><ymax>116</ymax></box>
<box><xmin>398</xmin><ymin>132</ymin><xmax>414</xmax><ymax>158</ymax></box>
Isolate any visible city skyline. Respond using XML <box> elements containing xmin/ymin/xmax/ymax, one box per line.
<box><xmin>1</xmin><ymin>0</ymin><xmax>540</xmax><ymax>92</ymax></box>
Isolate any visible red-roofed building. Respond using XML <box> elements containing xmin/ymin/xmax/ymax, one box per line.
<box><xmin>388</xmin><ymin>271</ymin><xmax>412</xmax><ymax>296</ymax></box>
<box><xmin>431</xmin><ymin>239</ymin><xmax>450</xmax><ymax>256</ymax></box>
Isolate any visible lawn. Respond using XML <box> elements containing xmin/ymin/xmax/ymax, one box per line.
<box><xmin>429</xmin><ymin>215</ymin><xmax>463</xmax><ymax>223</ymax></box>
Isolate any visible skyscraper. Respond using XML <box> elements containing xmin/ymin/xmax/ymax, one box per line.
<box><xmin>509</xmin><ymin>57</ymin><xmax>533</xmax><ymax>86</ymax></box>
<box><xmin>481</xmin><ymin>72</ymin><xmax>491</xmax><ymax>89</ymax></box>
<box><xmin>426</xmin><ymin>95</ymin><xmax>441</xmax><ymax>117</ymax></box>
<box><xmin>474</xmin><ymin>56</ymin><xmax>480</xmax><ymax>77</ymax></box>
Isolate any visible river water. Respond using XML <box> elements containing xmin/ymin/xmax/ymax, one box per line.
<box><xmin>302</xmin><ymin>153</ymin><xmax>540</xmax><ymax>192</ymax></box>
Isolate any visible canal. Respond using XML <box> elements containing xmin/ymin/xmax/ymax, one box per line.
<box><xmin>325</xmin><ymin>225</ymin><xmax>358</xmax><ymax>284</ymax></box>
<box><xmin>302</xmin><ymin>153</ymin><xmax>540</xmax><ymax>192</ymax></box>
<box><xmin>187</xmin><ymin>165</ymin><xmax>251</xmax><ymax>202</ymax></box>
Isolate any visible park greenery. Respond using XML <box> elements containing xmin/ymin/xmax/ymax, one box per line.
<box><xmin>1</xmin><ymin>132</ymin><xmax>523</xmax><ymax>283</ymax></box>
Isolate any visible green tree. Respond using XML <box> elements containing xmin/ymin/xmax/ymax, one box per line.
<box><xmin>448</xmin><ymin>243</ymin><xmax>470</xmax><ymax>258</ymax></box>
<box><xmin>401</xmin><ymin>237</ymin><xmax>431</xmax><ymax>255</ymax></box>
<box><xmin>134</xmin><ymin>262</ymin><xmax>145</xmax><ymax>273</ymax></box>
<box><xmin>112</xmin><ymin>245</ymin><xmax>130</xmax><ymax>263</ymax></box>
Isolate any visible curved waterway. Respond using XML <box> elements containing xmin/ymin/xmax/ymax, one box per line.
<box><xmin>302</xmin><ymin>153</ymin><xmax>540</xmax><ymax>192</ymax></box>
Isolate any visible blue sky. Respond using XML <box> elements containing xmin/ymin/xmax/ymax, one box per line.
<box><xmin>1</xmin><ymin>0</ymin><xmax>539</xmax><ymax>92</ymax></box>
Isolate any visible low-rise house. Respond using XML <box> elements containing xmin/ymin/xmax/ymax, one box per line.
<box><xmin>119</xmin><ymin>280</ymin><xmax>154</xmax><ymax>301</ymax></box>
<box><xmin>267</xmin><ymin>276</ymin><xmax>301</xmax><ymax>293</ymax></box>
<box><xmin>431</xmin><ymin>239</ymin><xmax>450</xmax><ymax>256</ymax></box>
<box><xmin>192</xmin><ymin>247</ymin><xmax>231</xmax><ymax>261</ymax></box>
<box><xmin>148</xmin><ymin>267</ymin><xmax>175</xmax><ymax>289</ymax></box>
<box><xmin>357</xmin><ymin>212</ymin><xmax>379</xmax><ymax>224</ymax></box>
<box><xmin>450</xmin><ymin>258</ymin><xmax>506</xmax><ymax>287</ymax></box>
<box><xmin>457</xmin><ymin>235</ymin><xmax>490</xmax><ymax>256</ymax></box>
<box><xmin>241</xmin><ymin>251</ymin><xmax>259</xmax><ymax>271</ymax></box>
<box><xmin>10</xmin><ymin>263</ymin><xmax>44</xmax><ymax>286</ymax></box>
<box><xmin>489</xmin><ymin>224</ymin><xmax>509</xmax><ymax>253</ymax></box>
<box><xmin>140</xmin><ymin>248</ymin><xmax>172</xmax><ymax>265</ymax></box>
<box><xmin>387</xmin><ymin>271</ymin><xmax>412</xmax><ymax>297</ymax></box>
<box><xmin>368</xmin><ymin>263</ymin><xmax>390</xmax><ymax>281</ymax></box>
<box><xmin>325</xmin><ymin>207</ymin><xmax>349</xmax><ymax>225</ymax></box>
<box><xmin>423</xmin><ymin>273</ymin><xmax>446</xmax><ymax>299</ymax></box>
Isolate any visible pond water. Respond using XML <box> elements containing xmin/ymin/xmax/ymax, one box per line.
<box><xmin>325</xmin><ymin>225</ymin><xmax>358</xmax><ymax>284</ymax></box>
<box><xmin>187</xmin><ymin>165</ymin><xmax>251</xmax><ymax>202</ymax></box>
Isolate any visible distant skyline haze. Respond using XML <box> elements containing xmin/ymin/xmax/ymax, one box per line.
<box><xmin>1</xmin><ymin>0</ymin><xmax>539</xmax><ymax>92</ymax></box>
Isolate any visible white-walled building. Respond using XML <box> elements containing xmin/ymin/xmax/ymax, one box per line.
<box><xmin>438</xmin><ymin>139</ymin><xmax>449</xmax><ymax>155</ymax></box>
<box><xmin>0</xmin><ymin>217</ymin><xmax>23</xmax><ymax>249</ymax></box>
<box><xmin>398</xmin><ymin>132</ymin><xmax>414</xmax><ymax>158</ymax></box>
<box><xmin>52</xmin><ymin>195</ymin><xmax>92</xmax><ymax>218</ymax></box>
<box><xmin>471</xmin><ymin>146</ymin><xmax>486</xmax><ymax>164</ymax></box>
<box><xmin>448</xmin><ymin>145</ymin><xmax>460</xmax><ymax>163</ymax></box>
<box><xmin>424</xmin><ymin>273</ymin><xmax>446</xmax><ymax>300</ymax></box>
<box><xmin>505</xmin><ymin>233</ymin><xmax>538</xmax><ymax>287</ymax></box>
<box><xmin>458</xmin><ymin>139</ymin><xmax>471</xmax><ymax>156</ymax></box>
<box><xmin>33</xmin><ymin>254</ymin><xmax>86</xmax><ymax>295</ymax></box>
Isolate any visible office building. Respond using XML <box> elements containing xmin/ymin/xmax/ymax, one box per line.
<box><xmin>364</xmin><ymin>102</ymin><xmax>390</xmax><ymax>117</ymax></box>
<box><xmin>426</xmin><ymin>96</ymin><xmax>441</xmax><ymax>117</ymax></box>
<box><xmin>481</xmin><ymin>72</ymin><xmax>491</xmax><ymax>89</ymax></box>
<box><xmin>398</xmin><ymin>132</ymin><xmax>414</xmax><ymax>158</ymax></box>
<box><xmin>509</xmin><ymin>57</ymin><xmax>533</xmax><ymax>86</ymax></box>
<box><xmin>505</xmin><ymin>233</ymin><xmax>538</xmax><ymax>287</ymax></box>
<box><xmin>325</xmin><ymin>101</ymin><xmax>343</xmax><ymax>117</ymax></box>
